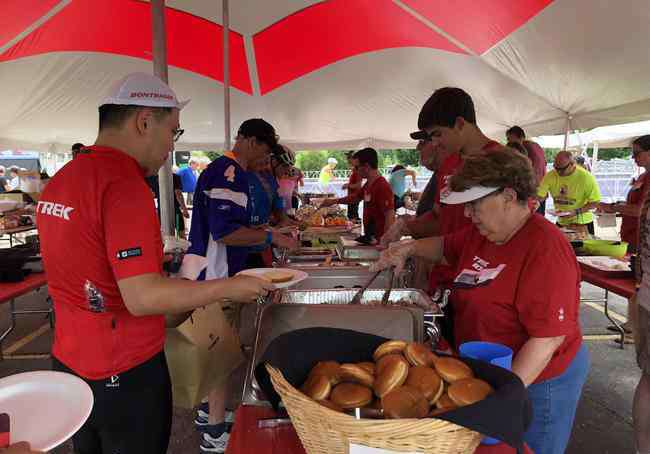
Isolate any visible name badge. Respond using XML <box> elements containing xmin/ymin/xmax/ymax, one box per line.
<box><xmin>453</xmin><ymin>264</ymin><xmax>506</xmax><ymax>289</ymax></box>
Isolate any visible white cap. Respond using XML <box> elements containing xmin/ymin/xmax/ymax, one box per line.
<box><xmin>328</xmin><ymin>157</ymin><xmax>338</xmax><ymax>165</ymax></box>
<box><xmin>100</xmin><ymin>72</ymin><xmax>190</xmax><ymax>109</ymax></box>
<box><xmin>441</xmin><ymin>186</ymin><xmax>500</xmax><ymax>205</ymax></box>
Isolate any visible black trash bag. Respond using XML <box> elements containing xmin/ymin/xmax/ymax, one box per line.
<box><xmin>255</xmin><ymin>327</ymin><xmax>532</xmax><ymax>453</ymax></box>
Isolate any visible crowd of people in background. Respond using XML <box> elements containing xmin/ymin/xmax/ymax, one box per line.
<box><xmin>25</xmin><ymin>70</ymin><xmax>650</xmax><ymax>454</ymax></box>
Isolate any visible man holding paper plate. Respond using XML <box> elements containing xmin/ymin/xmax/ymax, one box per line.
<box><xmin>37</xmin><ymin>73</ymin><xmax>273</xmax><ymax>454</ymax></box>
<box><xmin>537</xmin><ymin>150</ymin><xmax>601</xmax><ymax>235</ymax></box>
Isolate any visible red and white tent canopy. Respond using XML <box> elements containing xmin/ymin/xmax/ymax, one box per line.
<box><xmin>1</xmin><ymin>0</ymin><xmax>649</xmax><ymax>152</ymax></box>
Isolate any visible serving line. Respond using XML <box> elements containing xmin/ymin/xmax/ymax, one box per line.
<box><xmin>0</xmin><ymin>225</ymin><xmax>37</xmax><ymax>247</ymax></box>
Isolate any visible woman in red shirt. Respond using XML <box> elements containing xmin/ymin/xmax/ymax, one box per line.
<box><xmin>373</xmin><ymin>148</ymin><xmax>589</xmax><ymax>454</ymax></box>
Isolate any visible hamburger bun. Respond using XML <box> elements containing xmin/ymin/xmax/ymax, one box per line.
<box><xmin>434</xmin><ymin>357</ymin><xmax>474</xmax><ymax>383</ymax></box>
<box><xmin>339</xmin><ymin>364</ymin><xmax>374</xmax><ymax>388</ymax></box>
<box><xmin>373</xmin><ymin>340</ymin><xmax>407</xmax><ymax>361</ymax></box>
<box><xmin>382</xmin><ymin>386</ymin><xmax>430</xmax><ymax>419</ymax></box>
<box><xmin>301</xmin><ymin>374</ymin><xmax>332</xmax><ymax>400</ymax></box>
<box><xmin>435</xmin><ymin>393</ymin><xmax>457</xmax><ymax>410</ymax></box>
<box><xmin>316</xmin><ymin>400</ymin><xmax>344</xmax><ymax>413</ymax></box>
<box><xmin>374</xmin><ymin>354</ymin><xmax>410</xmax><ymax>397</ymax></box>
<box><xmin>376</xmin><ymin>353</ymin><xmax>406</xmax><ymax>376</ymax></box>
<box><xmin>404</xmin><ymin>342</ymin><xmax>435</xmax><ymax>367</ymax></box>
<box><xmin>447</xmin><ymin>378</ymin><xmax>494</xmax><ymax>407</ymax></box>
<box><xmin>330</xmin><ymin>383</ymin><xmax>374</xmax><ymax>409</ymax></box>
<box><xmin>429</xmin><ymin>376</ymin><xmax>445</xmax><ymax>405</ymax></box>
<box><xmin>262</xmin><ymin>270</ymin><xmax>295</xmax><ymax>283</ymax></box>
<box><xmin>357</xmin><ymin>362</ymin><xmax>376</xmax><ymax>375</ymax></box>
<box><xmin>309</xmin><ymin>361</ymin><xmax>341</xmax><ymax>385</ymax></box>
<box><xmin>405</xmin><ymin>366</ymin><xmax>443</xmax><ymax>402</ymax></box>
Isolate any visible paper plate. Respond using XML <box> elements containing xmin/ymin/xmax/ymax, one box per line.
<box><xmin>237</xmin><ymin>268</ymin><xmax>309</xmax><ymax>289</ymax></box>
<box><xmin>0</xmin><ymin>371</ymin><xmax>93</xmax><ymax>450</ymax></box>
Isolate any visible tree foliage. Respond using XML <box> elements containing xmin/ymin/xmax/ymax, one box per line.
<box><xmin>295</xmin><ymin>148</ymin><xmax>420</xmax><ymax>171</ymax></box>
<box><xmin>543</xmin><ymin>147</ymin><xmax>632</xmax><ymax>163</ymax></box>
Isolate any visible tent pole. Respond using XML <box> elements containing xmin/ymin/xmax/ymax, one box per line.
<box><xmin>592</xmin><ymin>141</ymin><xmax>600</xmax><ymax>173</ymax></box>
<box><xmin>223</xmin><ymin>0</ymin><xmax>231</xmax><ymax>152</ymax></box>
<box><xmin>151</xmin><ymin>0</ymin><xmax>175</xmax><ymax>237</ymax></box>
<box><xmin>563</xmin><ymin>115</ymin><xmax>572</xmax><ymax>151</ymax></box>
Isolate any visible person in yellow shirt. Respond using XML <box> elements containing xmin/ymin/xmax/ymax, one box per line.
<box><xmin>537</xmin><ymin>151</ymin><xmax>601</xmax><ymax>234</ymax></box>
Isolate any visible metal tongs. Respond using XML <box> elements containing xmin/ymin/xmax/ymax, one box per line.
<box><xmin>381</xmin><ymin>267</ymin><xmax>395</xmax><ymax>305</ymax></box>
<box><xmin>350</xmin><ymin>270</ymin><xmax>382</xmax><ymax>305</ymax></box>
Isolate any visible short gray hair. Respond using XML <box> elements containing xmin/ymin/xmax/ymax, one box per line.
<box><xmin>188</xmin><ymin>157</ymin><xmax>200</xmax><ymax>165</ymax></box>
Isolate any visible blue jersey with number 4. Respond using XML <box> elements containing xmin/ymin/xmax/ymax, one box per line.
<box><xmin>186</xmin><ymin>155</ymin><xmax>251</xmax><ymax>279</ymax></box>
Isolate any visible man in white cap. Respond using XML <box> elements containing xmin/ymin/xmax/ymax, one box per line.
<box><xmin>36</xmin><ymin>73</ymin><xmax>272</xmax><ymax>454</ymax></box>
<box><xmin>318</xmin><ymin>156</ymin><xmax>338</xmax><ymax>192</ymax></box>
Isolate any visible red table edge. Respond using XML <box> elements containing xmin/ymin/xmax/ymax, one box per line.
<box><xmin>0</xmin><ymin>272</ymin><xmax>47</xmax><ymax>304</ymax></box>
<box><xmin>579</xmin><ymin>263</ymin><xmax>635</xmax><ymax>299</ymax></box>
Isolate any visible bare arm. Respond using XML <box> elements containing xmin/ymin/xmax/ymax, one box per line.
<box><xmin>406</xmin><ymin>208</ymin><xmax>440</xmax><ymax>239</ymax></box>
<box><xmin>613</xmin><ymin>202</ymin><xmax>643</xmax><ymax>217</ymax></box>
<box><xmin>372</xmin><ymin>236</ymin><xmax>445</xmax><ymax>273</ymax></box>
<box><xmin>511</xmin><ymin>336</ymin><xmax>565</xmax><ymax>386</ymax></box>
<box><xmin>581</xmin><ymin>201</ymin><xmax>599</xmax><ymax>212</ymax></box>
<box><xmin>219</xmin><ymin>226</ymin><xmax>268</xmax><ymax>246</ymax></box>
<box><xmin>175</xmin><ymin>189</ymin><xmax>188</xmax><ymax>214</ymax></box>
<box><xmin>384</xmin><ymin>209</ymin><xmax>395</xmax><ymax>234</ymax></box>
<box><xmin>117</xmin><ymin>273</ymin><xmax>273</xmax><ymax>317</ymax></box>
<box><xmin>408</xmin><ymin>236</ymin><xmax>445</xmax><ymax>263</ymax></box>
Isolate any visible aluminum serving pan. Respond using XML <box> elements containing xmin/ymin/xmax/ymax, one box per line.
<box><xmin>284</xmin><ymin>263</ymin><xmax>393</xmax><ymax>290</ymax></box>
<box><xmin>242</xmin><ymin>298</ymin><xmax>425</xmax><ymax>406</ymax></box>
<box><xmin>336</xmin><ymin>236</ymin><xmax>381</xmax><ymax>261</ymax></box>
<box><xmin>284</xmin><ymin>247</ymin><xmax>335</xmax><ymax>263</ymax></box>
<box><xmin>275</xmin><ymin>288</ymin><xmax>442</xmax><ymax>315</ymax></box>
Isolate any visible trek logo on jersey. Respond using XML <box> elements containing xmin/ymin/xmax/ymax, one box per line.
<box><xmin>37</xmin><ymin>201</ymin><xmax>74</xmax><ymax>220</ymax></box>
<box><xmin>116</xmin><ymin>247</ymin><xmax>143</xmax><ymax>260</ymax></box>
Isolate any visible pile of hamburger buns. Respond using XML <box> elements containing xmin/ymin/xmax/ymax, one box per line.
<box><xmin>300</xmin><ymin>340</ymin><xmax>494</xmax><ymax>419</ymax></box>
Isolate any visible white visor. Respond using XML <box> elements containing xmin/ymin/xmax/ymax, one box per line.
<box><xmin>441</xmin><ymin>186</ymin><xmax>501</xmax><ymax>205</ymax></box>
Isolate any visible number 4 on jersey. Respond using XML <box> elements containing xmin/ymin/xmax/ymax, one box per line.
<box><xmin>224</xmin><ymin>165</ymin><xmax>236</xmax><ymax>183</ymax></box>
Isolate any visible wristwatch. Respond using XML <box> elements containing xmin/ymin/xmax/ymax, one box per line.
<box><xmin>265</xmin><ymin>230</ymin><xmax>273</xmax><ymax>246</ymax></box>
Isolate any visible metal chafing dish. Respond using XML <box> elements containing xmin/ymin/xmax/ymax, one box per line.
<box><xmin>241</xmin><ymin>288</ymin><xmax>442</xmax><ymax>406</ymax></box>
<box><xmin>336</xmin><ymin>236</ymin><xmax>381</xmax><ymax>261</ymax></box>
<box><xmin>300</xmin><ymin>225</ymin><xmax>360</xmax><ymax>244</ymax></box>
<box><xmin>284</xmin><ymin>247</ymin><xmax>335</xmax><ymax>263</ymax></box>
<box><xmin>284</xmin><ymin>262</ymin><xmax>394</xmax><ymax>289</ymax></box>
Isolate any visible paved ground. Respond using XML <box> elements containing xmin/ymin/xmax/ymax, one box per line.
<box><xmin>0</xmin><ymin>281</ymin><xmax>639</xmax><ymax>454</ymax></box>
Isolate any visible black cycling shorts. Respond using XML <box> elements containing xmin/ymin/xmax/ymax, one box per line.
<box><xmin>52</xmin><ymin>351</ymin><xmax>172</xmax><ymax>454</ymax></box>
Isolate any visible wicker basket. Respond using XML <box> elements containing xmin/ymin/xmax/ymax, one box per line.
<box><xmin>266</xmin><ymin>365</ymin><xmax>482</xmax><ymax>454</ymax></box>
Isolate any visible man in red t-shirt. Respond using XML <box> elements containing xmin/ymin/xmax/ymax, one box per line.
<box><xmin>407</xmin><ymin>88</ymin><xmax>501</xmax><ymax>292</ymax></box>
<box><xmin>341</xmin><ymin>151</ymin><xmax>362</xmax><ymax>221</ymax></box>
<box><xmin>37</xmin><ymin>73</ymin><xmax>272</xmax><ymax>454</ymax></box>
<box><xmin>322</xmin><ymin>148</ymin><xmax>394</xmax><ymax>241</ymax></box>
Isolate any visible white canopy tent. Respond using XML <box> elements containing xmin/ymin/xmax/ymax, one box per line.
<box><xmin>2</xmin><ymin>0</ymin><xmax>650</xmax><ymax>154</ymax></box>
<box><xmin>536</xmin><ymin>120</ymin><xmax>650</xmax><ymax>150</ymax></box>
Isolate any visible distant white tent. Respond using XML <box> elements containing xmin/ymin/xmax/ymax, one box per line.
<box><xmin>535</xmin><ymin>120</ymin><xmax>650</xmax><ymax>150</ymax></box>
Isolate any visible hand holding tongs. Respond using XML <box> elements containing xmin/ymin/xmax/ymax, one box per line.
<box><xmin>350</xmin><ymin>270</ymin><xmax>383</xmax><ymax>305</ymax></box>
